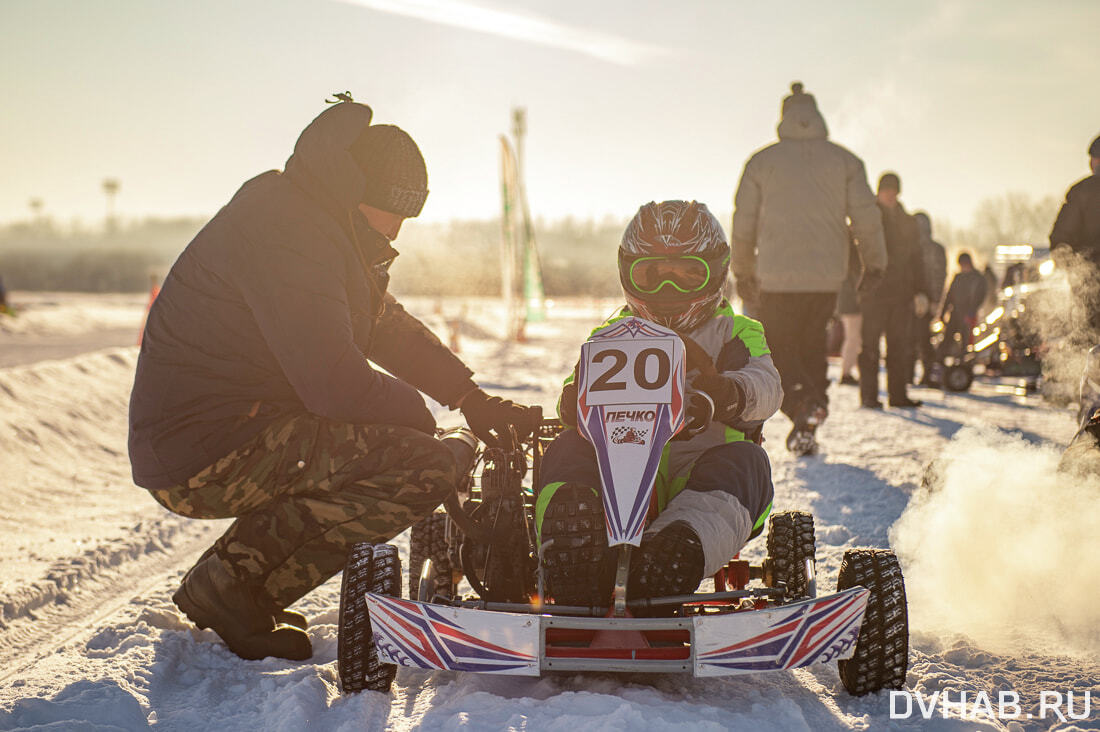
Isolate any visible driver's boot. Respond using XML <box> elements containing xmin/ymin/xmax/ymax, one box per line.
<box><xmin>173</xmin><ymin>553</ymin><xmax>312</xmax><ymax>661</ymax></box>
<box><xmin>189</xmin><ymin>545</ymin><xmax>307</xmax><ymax>629</ymax></box>
<box><xmin>627</xmin><ymin>520</ymin><xmax>705</xmax><ymax>607</ymax></box>
<box><xmin>540</xmin><ymin>483</ymin><xmax>615</xmax><ymax>608</ymax></box>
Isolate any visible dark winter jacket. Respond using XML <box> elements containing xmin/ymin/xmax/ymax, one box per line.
<box><xmin>941</xmin><ymin>269</ymin><xmax>988</xmax><ymax>321</ymax></box>
<box><xmin>129</xmin><ymin>103</ymin><xmax>477</xmax><ymax>489</ymax></box>
<box><xmin>1050</xmin><ymin>174</ymin><xmax>1100</xmax><ymax>267</ymax></box>
<box><xmin>915</xmin><ymin>214</ymin><xmax>947</xmax><ymax>306</ymax></box>
<box><xmin>862</xmin><ymin>202</ymin><xmax>926</xmax><ymax>304</ymax></box>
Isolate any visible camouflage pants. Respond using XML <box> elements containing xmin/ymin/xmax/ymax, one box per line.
<box><xmin>149</xmin><ymin>413</ymin><xmax>455</xmax><ymax>609</ymax></box>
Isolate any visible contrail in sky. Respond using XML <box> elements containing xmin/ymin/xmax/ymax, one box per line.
<box><xmin>335</xmin><ymin>0</ymin><xmax>666</xmax><ymax>66</ymax></box>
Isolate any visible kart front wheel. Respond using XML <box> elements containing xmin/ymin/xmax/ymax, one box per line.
<box><xmin>338</xmin><ymin>542</ymin><xmax>400</xmax><ymax>694</ymax></box>
<box><xmin>408</xmin><ymin>512</ymin><xmax>451</xmax><ymax>601</ymax></box>
<box><xmin>765</xmin><ymin>511</ymin><xmax>816</xmax><ymax>601</ymax></box>
<box><xmin>836</xmin><ymin>548</ymin><xmax>908</xmax><ymax>696</ymax></box>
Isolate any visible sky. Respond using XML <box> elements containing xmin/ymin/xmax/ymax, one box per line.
<box><xmin>1</xmin><ymin>0</ymin><xmax>1097</xmax><ymax>234</ymax></box>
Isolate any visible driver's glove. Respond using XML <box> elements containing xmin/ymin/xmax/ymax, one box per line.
<box><xmin>460</xmin><ymin>388</ymin><xmax>537</xmax><ymax>447</ymax></box>
<box><xmin>692</xmin><ymin>373</ymin><xmax>745</xmax><ymax>423</ymax></box>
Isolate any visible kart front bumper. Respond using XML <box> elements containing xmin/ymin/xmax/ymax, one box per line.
<box><xmin>365</xmin><ymin>587</ymin><xmax>869</xmax><ymax>677</ymax></box>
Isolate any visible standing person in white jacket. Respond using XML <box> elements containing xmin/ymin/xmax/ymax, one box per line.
<box><xmin>731</xmin><ymin>82</ymin><xmax>887</xmax><ymax>455</ymax></box>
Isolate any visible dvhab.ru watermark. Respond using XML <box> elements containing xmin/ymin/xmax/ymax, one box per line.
<box><xmin>889</xmin><ymin>690</ymin><xmax>1092</xmax><ymax>722</ymax></box>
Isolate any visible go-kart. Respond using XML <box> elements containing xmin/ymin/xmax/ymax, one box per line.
<box><xmin>337</xmin><ymin>317</ymin><xmax>909</xmax><ymax>696</ymax></box>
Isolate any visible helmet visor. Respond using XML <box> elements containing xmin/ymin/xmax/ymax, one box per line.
<box><xmin>625</xmin><ymin>255</ymin><xmax>724</xmax><ymax>295</ymax></box>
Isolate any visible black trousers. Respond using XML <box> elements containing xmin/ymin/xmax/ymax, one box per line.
<box><xmin>860</xmin><ymin>298</ymin><xmax>913</xmax><ymax>404</ymax></box>
<box><xmin>908</xmin><ymin>313</ymin><xmax>935</xmax><ymax>383</ymax></box>
<box><xmin>757</xmin><ymin>291</ymin><xmax>837</xmax><ymax>421</ymax></box>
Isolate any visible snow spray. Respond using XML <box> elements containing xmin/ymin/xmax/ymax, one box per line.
<box><xmin>1019</xmin><ymin>253</ymin><xmax>1100</xmax><ymax>399</ymax></box>
<box><xmin>891</xmin><ymin>426</ymin><xmax>1100</xmax><ymax>659</ymax></box>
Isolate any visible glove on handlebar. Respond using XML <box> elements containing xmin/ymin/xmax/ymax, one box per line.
<box><xmin>692</xmin><ymin>373</ymin><xmax>745</xmax><ymax>423</ymax></box>
<box><xmin>460</xmin><ymin>388</ymin><xmax>538</xmax><ymax>448</ymax></box>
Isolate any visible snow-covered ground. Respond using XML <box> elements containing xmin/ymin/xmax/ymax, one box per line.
<box><xmin>0</xmin><ymin>294</ymin><xmax>1097</xmax><ymax>731</ymax></box>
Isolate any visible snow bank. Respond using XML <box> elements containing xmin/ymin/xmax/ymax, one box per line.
<box><xmin>891</xmin><ymin>426</ymin><xmax>1100</xmax><ymax>659</ymax></box>
<box><xmin>0</xmin><ymin>348</ymin><xmax>181</xmax><ymax>619</ymax></box>
<box><xmin>0</xmin><ymin>296</ymin><xmax>1094</xmax><ymax>731</ymax></box>
<box><xmin>0</xmin><ymin>292</ymin><xmax>145</xmax><ymax>337</ymax></box>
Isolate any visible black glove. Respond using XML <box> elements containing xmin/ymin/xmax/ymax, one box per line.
<box><xmin>369</xmin><ymin>374</ymin><xmax>436</xmax><ymax>435</ymax></box>
<box><xmin>692</xmin><ymin>373</ymin><xmax>745</xmax><ymax>423</ymax></box>
<box><xmin>674</xmin><ymin>390</ymin><xmax>715</xmax><ymax>440</ymax></box>
<box><xmin>460</xmin><ymin>389</ymin><xmax>538</xmax><ymax>447</ymax></box>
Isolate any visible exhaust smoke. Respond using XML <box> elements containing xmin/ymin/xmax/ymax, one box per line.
<box><xmin>891</xmin><ymin>426</ymin><xmax>1100</xmax><ymax>659</ymax></box>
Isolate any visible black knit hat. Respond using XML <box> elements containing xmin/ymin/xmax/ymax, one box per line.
<box><xmin>1090</xmin><ymin>135</ymin><xmax>1100</xmax><ymax>159</ymax></box>
<box><xmin>349</xmin><ymin>124</ymin><xmax>429</xmax><ymax>217</ymax></box>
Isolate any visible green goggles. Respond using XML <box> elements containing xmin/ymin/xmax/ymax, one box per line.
<box><xmin>623</xmin><ymin>254</ymin><xmax>728</xmax><ymax>295</ymax></box>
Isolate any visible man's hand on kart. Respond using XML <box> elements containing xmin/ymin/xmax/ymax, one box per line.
<box><xmin>459</xmin><ymin>388</ymin><xmax>538</xmax><ymax>448</ymax></box>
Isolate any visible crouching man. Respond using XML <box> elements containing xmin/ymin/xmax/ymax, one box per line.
<box><xmin>128</xmin><ymin>98</ymin><xmax>534</xmax><ymax>661</ymax></box>
<box><xmin>537</xmin><ymin>201</ymin><xmax>781</xmax><ymax>607</ymax></box>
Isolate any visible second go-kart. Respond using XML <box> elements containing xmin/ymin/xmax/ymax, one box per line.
<box><xmin>337</xmin><ymin>317</ymin><xmax>909</xmax><ymax>696</ymax></box>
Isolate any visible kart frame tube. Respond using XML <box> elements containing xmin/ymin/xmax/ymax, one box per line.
<box><xmin>435</xmin><ymin>586</ymin><xmax>787</xmax><ymax>617</ymax></box>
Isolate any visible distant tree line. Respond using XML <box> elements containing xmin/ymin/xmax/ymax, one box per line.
<box><xmin>0</xmin><ymin>215</ymin><xmax>629</xmax><ymax>296</ymax></box>
<box><xmin>0</xmin><ymin>191</ymin><xmax>1062</xmax><ymax>292</ymax></box>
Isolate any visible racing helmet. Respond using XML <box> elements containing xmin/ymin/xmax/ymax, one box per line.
<box><xmin>619</xmin><ymin>200</ymin><xmax>730</xmax><ymax>333</ymax></box>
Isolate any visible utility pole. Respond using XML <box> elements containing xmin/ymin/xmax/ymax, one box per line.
<box><xmin>28</xmin><ymin>198</ymin><xmax>44</xmax><ymax>227</ymax></box>
<box><xmin>512</xmin><ymin>108</ymin><xmax>526</xmax><ymax>183</ymax></box>
<box><xmin>102</xmin><ymin>178</ymin><xmax>120</xmax><ymax>232</ymax></box>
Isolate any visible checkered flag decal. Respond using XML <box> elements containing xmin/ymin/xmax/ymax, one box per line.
<box><xmin>611</xmin><ymin>426</ymin><xmax>647</xmax><ymax>445</ymax></box>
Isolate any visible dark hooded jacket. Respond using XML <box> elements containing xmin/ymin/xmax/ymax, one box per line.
<box><xmin>915</xmin><ymin>213</ymin><xmax>947</xmax><ymax>306</ymax></box>
<box><xmin>1050</xmin><ymin>174</ymin><xmax>1100</xmax><ymax>267</ymax></box>
<box><xmin>128</xmin><ymin>103</ymin><xmax>477</xmax><ymax>489</ymax></box>
<box><xmin>941</xmin><ymin>269</ymin><xmax>988</xmax><ymax>321</ymax></box>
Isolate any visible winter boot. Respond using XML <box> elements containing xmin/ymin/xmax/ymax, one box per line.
<box><xmin>627</xmin><ymin>520</ymin><xmax>705</xmax><ymax>606</ymax></box>
<box><xmin>541</xmin><ymin>483</ymin><xmax>614</xmax><ymax>607</ymax></box>
<box><xmin>191</xmin><ymin>545</ymin><xmax>307</xmax><ymax>629</ymax></box>
<box><xmin>173</xmin><ymin>553</ymin><xmax>312</xmax><ymax>661</ymax></box>
<box><xmin>786</xmin><ymin>401</ymin><xmax>826</xmax><ymax>456</ymax></box>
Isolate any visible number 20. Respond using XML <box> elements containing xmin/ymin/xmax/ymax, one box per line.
<box><xmin>590</xmin><ymin>348</ymin><xmax>670</xmax><ymax>391</ymax></box>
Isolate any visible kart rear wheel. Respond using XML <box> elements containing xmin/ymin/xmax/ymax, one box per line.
<box><xmin>338</xmin><ymin>543</ymin><xmax>399</xmax><ymax>694</ymax></box>
<box><xmin>836</xmin><ymin>548</ymin><xmax>908</xmax><ymax>696</ymax></box>
<box><xmin>765</xmin><ymin>511</ymin><xmax>815</xmax><ymax>601</ymax></box>
<box><xmin>942</xmin><ymin>364</ymin><xmax>973</xmax><ymax>392</ymax></box>
<box><xmin>408</xmin><ymin>513</ymin><xmax>450</xmax><ymax>601</ymax></box>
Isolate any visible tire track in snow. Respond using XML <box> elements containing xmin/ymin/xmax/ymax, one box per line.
<box><xmin>0</xmin><ymin>520</ymin><xmax>219</xmax><ymax>685</ymax></box>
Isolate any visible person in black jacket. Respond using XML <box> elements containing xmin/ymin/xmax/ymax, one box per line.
<box><xmin>1051</xmin><ymin>135</ymin><xmax>1100</xmax><ymax>334</ymax></box>
<box><xmin>910</xmin><ymin>212</ymin><xmax>947</xmax><ymax>386</ymax></box>
<box><xmin>129</xmin><ymin>98</ymin><xmax>536</xmax><ymax>661</ymax></box>
<box><xmin>859</xmin><ymin>173</ymin><xmax>928</xmax><ymax>409</ymax></box>
<box><xmin>938</xmin><ymin>252</ymin><xmax>988</xmax><ymax>360</ymax></box>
